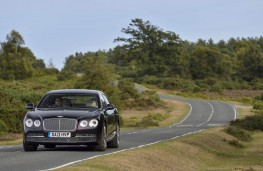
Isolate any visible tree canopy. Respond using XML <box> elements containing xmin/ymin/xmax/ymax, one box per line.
<box><xmin>0</xmin><ymin>30</ymin><xmax>47</xmax><ymax>80</ymax></box>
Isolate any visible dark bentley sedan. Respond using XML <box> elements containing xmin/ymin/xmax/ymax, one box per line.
<box><xmin>23</xmin><ymin>89</ymin><xmax>120</xmax><ymax>151</ymax></box>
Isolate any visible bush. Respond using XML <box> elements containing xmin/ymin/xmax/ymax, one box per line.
<box><xmin>228</xmin><ymin>139</ymin><xmax>244</xmax><ymax>148</ymax></box>
<box><xmin>204</xmin><ymin>77</ymin><xmax>218</xmax><ymax>86</ymax></box>
<box><xmin>225</xmin><ymin>126</ymin><xmax>252</xmax><ymax>142</ymax></box>
<box><xmin>210</xmin><ymin>83</ymin><xmax>223</xmax><ymax>93</ymax></box>
<box><xmin>138</xmin><ymin>75</ymin><xmax>160</xmax><ymax>85</ymax></box>
<box><xmin>255</xmin><ymin>93</ymin><xmax>263</xmax><ymax>101</ymax></box>
<box><xmin>231</xmin><ymin>112</ymin><xmax>263</xmax><ymax>131</ymax></box>
<box><xmin>118</xmin><ymin>79</ymin><xmax>140</xmax><ymax>100</ymax></box>
<box><xmin>148</xmin><ymin>113</ymin><xmax>169</xmax><ymax>121</ymax></box>
<box><xmin>20</xmin><ymin>91</ymin><xmax>43</xmax><ymax>104</ymax></box>
<box><xmin>135</xmin><ymin>117</ymin><xmax>159</xmax><ymax>127</ymax></box>
<box><xmin>253</xmin><ymin>101</ymin><xmax>263</xmax><ymax>110</ymax></box>
<box><xmin>124</xmin><ymin>90</ymin><xmax>162</xmax><ymax>110</ymax></box>
<box><xmin>0</xmin><ymin>119</ymin><xmax>8</xmax><ymax>135</ymax></box>
<box><xmin>134</xmin><ymin>113</ymin><xmax>168</xmax><ymax>128</ymax></box>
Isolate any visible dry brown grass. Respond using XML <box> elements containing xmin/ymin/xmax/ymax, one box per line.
<box><xmin>0</xmin><ymin>133</ymin><xmax>22</xmax><ymax>145</ymax></box>
<box><xmin>58</xmin><ymin>128</ymin><xmax>263</xmax><ymax>171</ymax></box>
<box><xmin>121</xmin><ymin>99</ymin><xmax>188</xmax><ymax>128</ymax></box>
<box><xmin>233</xmin><ymin>102</ymin><xmax>254</xmax><ymax>119</ymax></box>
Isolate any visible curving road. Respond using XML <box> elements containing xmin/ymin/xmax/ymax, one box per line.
<box><xmin>0</xmin><ymin>92</ymin><xmax>236</xmax><ymax>171</ymax></box>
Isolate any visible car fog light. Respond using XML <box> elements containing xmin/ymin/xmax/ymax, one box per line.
<box><xmin>89</xmin><ymin>119</ymin><xmax>98</xmax><ymax>127</ymax></box>
<box><xmin>25</xmin><ymin>119</ymin><xmax>33</xmax><ymax>127</ymax></box>
<box><xmin>34</xmin><ymin>120</ymin><xmax>41</xmax><ymax>127</ymax></box>
<box><xmin>80</xmin><ymin>120</ymin><xmax>88</xmax><ymax>127</ymax></box>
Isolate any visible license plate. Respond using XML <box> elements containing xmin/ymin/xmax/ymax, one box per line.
<box><xmin>48</xmin><ymin>132</ymin><xmax>71</xmax><ymax>137</ymax></box>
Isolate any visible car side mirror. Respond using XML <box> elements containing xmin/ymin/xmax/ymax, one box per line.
<box><xmin>106</xmin><ymin>104</ymin><xmax>115</xmax><ymax>110</ymax></box>
<box><xmin>25</xmin><ymin>103</ymin><xmax>34</xmax><ymax>110</ymax></box>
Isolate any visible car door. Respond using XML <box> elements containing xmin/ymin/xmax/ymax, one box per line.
<box><xmin>100</xmin><ymin>93</ymin><xmax>116</xmax><ymax>136</ymax></box>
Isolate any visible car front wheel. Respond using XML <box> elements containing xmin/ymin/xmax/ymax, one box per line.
<box><xmin>23</xmin><ymin>141</ymin><xmax>38</xmax><ymax>151</ymax></box>
<box><xmin>96</xmin><ymin>124</ymin><xmax>107</xmax><ymax>151</ymax></box>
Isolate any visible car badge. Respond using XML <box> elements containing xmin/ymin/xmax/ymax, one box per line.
<box><xmin>57</xmin><ymin>116</ymin><xmax>64</xmax><ymax>118</ymax></box>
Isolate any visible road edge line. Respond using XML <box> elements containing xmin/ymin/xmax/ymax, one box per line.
<box><xmin>43</xmin><ymin>129</ymin><xmax>205</xmax><ymax>171</ymax></box>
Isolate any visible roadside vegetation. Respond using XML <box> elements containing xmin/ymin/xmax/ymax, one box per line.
<box><xmin>58</xmin><ymin>129</ymin><xmax>263</xmax><ymax>171</ymax></box>
<box><xmin>56</xmin><ymin>89</ymin><xmax>263</xmax><ymax>171</ymax></box>
<box><xmin>0</xmin><ymin>19</ymin><xmax>262</xmax><ymax>170</ymax></box>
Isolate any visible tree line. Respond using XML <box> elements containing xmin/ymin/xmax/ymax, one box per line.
<box><xmin>60</xmin><ymin>18</ymin><xmax>263</xmax><ymax>91</ymax></box>
<box><xmin>0</xmin><ymin>19</ymin><xmax>263</xmax><ymax>133</ymax></box>
<box><xmin>0</xmin><ymin>30</ymin><xmax>58</xmax><ymax>80</ymax></box>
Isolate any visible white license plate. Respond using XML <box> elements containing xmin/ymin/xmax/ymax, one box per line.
<box><xmin>48</xmin><ymin>132</ymin><xmax>71</xmax><ymax>137</ymax></box>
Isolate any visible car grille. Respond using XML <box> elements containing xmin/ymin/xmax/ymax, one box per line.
<box><xmin>43</xmin><ymin>118</ymin><xmax>77</xmax><ymax>131</ymax></box>
<box><xmin>26</xmin><ymin>135</ymin><xmax>97</xmax><ymax>143</ymax></box>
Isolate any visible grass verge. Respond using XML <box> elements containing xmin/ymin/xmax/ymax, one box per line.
<box><xmin>57</xmin><ymin>128</ymin><xmax>263</xmax><ymax>171</ymax></box>
<box><xmin>121</xmin><ymin>99</ymin><xmax>189</xmax><ymax>129</ymax></box>
<box><xmin>0</xmin><ymin>133</ymin><xmax>22</xmax><ymax>145</ymax></box>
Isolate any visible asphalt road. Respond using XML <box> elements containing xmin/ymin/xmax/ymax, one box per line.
<box><xmin>0</xmin><ymin>93</ymin><xmax>236</xmax><ymax>171</ymax></box>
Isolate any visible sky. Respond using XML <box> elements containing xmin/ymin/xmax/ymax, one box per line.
<box><xmin>1</xmin><ymin>0</ymin><xmax>263</xmax><ymax>70</ymax></box>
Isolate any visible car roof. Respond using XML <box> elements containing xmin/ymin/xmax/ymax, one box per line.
<box><xmin>46</xmin><ymin>89</ymin><xmax>102</xmax><ymax>95</ymax></box>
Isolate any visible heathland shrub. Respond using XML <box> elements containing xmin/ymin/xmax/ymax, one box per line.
<box><xmin>0</xmin><ymin>119</ymin><xmax>8</xmax><ymax>134</ymax></box>
<box><xmin>255</xmin><ymin>93</ymin><xmax>263</xmax><ymax>101</ymax></box>
<box><xmin>253</xmin><ymin>101</ymin><xmax>263</xmax><ymax>110</ymax></box>
<box><xmin>230</xmin><ymin>112</ymin><xmax>263</xmax><ymax>131</ymax></box>
<box><xmin>135</xmin><ymin>117</ymin><xmax>159</xmax><ymax>127</ymax></box>
<box><xmin>134</xmin><ymin>113</ymin><xmax>169</xmax><ymax>128</ymax></box>
<box><xmin>228</xmin><ymin>139</ymin><xmax>244</xmax><ymax>148</ymax></box>
<box><xmin>118</xmin><ymin>79</ymin><xmax>140</xmax><ymax>100</ymax></box>
<box><xmin>225</xmin><ymin>126</ymin><xmax>252</xmax><ymax>142</ymax></box>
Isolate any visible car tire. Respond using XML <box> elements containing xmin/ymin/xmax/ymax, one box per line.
<box><xmin>23</xmin><ymin>141</ymin><xmax>38</xmax><ymax>151</ymax></box>
<box><xmin>107</xmin><ymin>124</ymin><xmax>120</xmax><ymax>148</ymax></box>
<box><xmin>96</xmin><ymin>124</ymin><xmax>107</xmax><ymax>151</ymax></box>
<box><xmin>44</xmin><ymin>144</ymin><xmax>56</xmax><ymax>148</ymax></box>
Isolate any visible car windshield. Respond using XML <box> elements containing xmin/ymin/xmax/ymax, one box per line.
<box><xmin>37</xmin><ymin>93</ymin><xmax>99</xmax><ymax>109</ymax></box>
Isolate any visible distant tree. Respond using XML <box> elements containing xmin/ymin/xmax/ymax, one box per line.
<box><xmin>32</xmin><ymin>59</ymin><xmax>46</xmax><ymax>69</ymax></box>
<box><xmin>236</xmin><ymin>42</ymin><xmax>263</xmax><ymax>81</ymax></box>
<box><xmin>0</xmin><ymin>30</ymin><xmax>48</xmax><ymax>80</ymax></box>
<box><xmin>75</xmin><ymin>54</ymin><xmax>120</xmax><ymax>107</ymax></box>
<box><xmin>114</xmin><ymin>18</ymin><xmax>182</xmax><ymax>76</ymax></box>
<box><xmin>4</xmin><ymin>30</ymin><xmax>25</xmax><ymax>54</ymax></box>
<box><xmin>0</xmin><ymin>30</ymin><xmax>35</xmax><ymax>79</ymax></box>
<box><xmin>190</xmin><ymin>46</ymin><xmax>233</xmax><ymax>79</ymax></box>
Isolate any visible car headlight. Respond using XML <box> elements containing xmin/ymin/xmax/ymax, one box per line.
<box><xmin>25</xmin><ymin>119</ymin><xmax>33</xmax><ymax>128</ymax></box>
<box><xmin>34</xmin><ymin>120</ymin><xmax>41</xmax><ymax>127</ymax></box>
<box><xmin>89</xmin><ymin>119</ymin><xmax>98</xmax><ymax>128</ymax></box>
<box><xmin>79</xmin><ymin>120</ymin><xmax>88</xmax><ymax>127</ymax></box>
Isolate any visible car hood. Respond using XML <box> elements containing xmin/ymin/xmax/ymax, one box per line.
<box><xmin>26</xmin><ymin>108</ymin><xmax>100</xmax><ymax>120</ymax></box>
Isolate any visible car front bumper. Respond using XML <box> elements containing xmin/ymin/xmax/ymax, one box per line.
<box><xmin>24</xmin><ymin>130</ymin><xmax>98</xmax><ymax>145</ymax></box>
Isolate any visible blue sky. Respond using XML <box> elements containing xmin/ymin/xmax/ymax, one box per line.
<box><xmin>1</xmin><ymin>0</ymin><xmax>263</xmax><ymax>70</ymax></box>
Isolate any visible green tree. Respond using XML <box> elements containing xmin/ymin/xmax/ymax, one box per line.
<box><xmin>190</xmin><ymin>46</ymin><xmax>233</xmax><ymax>80</ymax></box>
<box><xmin>236</xmin><ymin>42</ymin><xmax>263</xmax><ymax>81</ymax></box>
<box><xmin>0</xmin><ymin>30</ymin><xmax>46</xmax><ymax>80</ymax></box>
<box><xmin>75</xmin><ymin>53</ymin><xmax>120</xmax><ymax>107</ymax></box>
<box><xmin>114</xmin><ymin>18</ymin><xmax>182</xmax><ymax>76</ymax></box>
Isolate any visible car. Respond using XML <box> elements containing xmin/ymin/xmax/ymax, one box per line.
<box><xmin>23</xmin><ymin>89</ymin><xmax>120</xmax><ymax>151</ymax></box>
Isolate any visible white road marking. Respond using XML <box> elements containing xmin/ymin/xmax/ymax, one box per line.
<box><xmin>176</xmin><ymin>124</ymin><xmax>193</xmax><ymax>127</ymax></box>
<box><xmin>42</xmin><ymin>129</ymin><xmax>205</xmax><ymax>171</ymax></box>
<box><xmin>197</xmin><ymin>102</ymin><xmax>214</xmax><ymax>127</ymax></box>
<box><xmin>208</xmin><ymin>124</ymin><xmax>225</xmax><ymax>127</ymax></box>
<box><xmin>224</xmin><ymin>102</ymin><xmax>238</xmax><ymax>121</ymax></box>
<box><xmin>172</xmin><ymin>102</ymin><xmax>192</xmax><ymax>127</ymax></box>
<box><xmin>127</xmin><ymin>132</ymin><xmax>138</xmax><ymax>135</ymax></box>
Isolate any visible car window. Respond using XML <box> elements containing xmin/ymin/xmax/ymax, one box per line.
<box><xmin>100</xmin><ymin>94</ymin><xmax>107</xmax><ymax>108</ymax></box>
<box><xmin>101</xmin><ymin>93</ymin><xmax>110</xmax><ymax>105</ymax></box>
<box><xmin>37</xmin><ymin>93</ymin><xmax>99</xmax><ymax>109</ymax></box>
